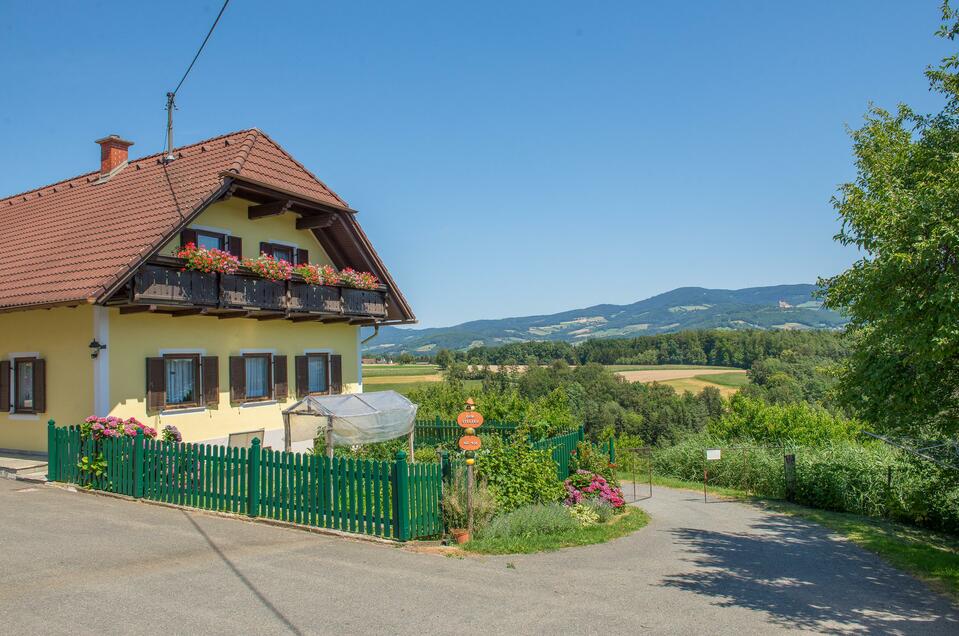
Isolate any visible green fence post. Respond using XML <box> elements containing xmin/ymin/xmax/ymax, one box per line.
<box><xmin>46</xmin><ymin>420</ymin><xmax>57</xmax><ymax>482</ymax></box>
<box><xmin>393</xmin><ymin>450</ymin><xmax>411</xmax><ymax>541</ymax></box>
<box><xmin>578</xmin><ymin>425</ymin><xmax>585</xmax><ymax>443</ymax></box>
<box><xmin>608</xmin><ymin>437</ymin><xmax>616</xmax><ymax>465</ymax></box>
<box><xmin>248</xmin><ymin>438</ymin><xmax>261</xmax><ymax>517</ymax></box>
<box><xmin>133</xmin><ymin>428</ymin><xmax>144</xmax><ymax>498</ymax></box>
<box><xmin>439</xmin><ymin>450</ymin><xmax>450</xmax><ymax>482</ymax></box>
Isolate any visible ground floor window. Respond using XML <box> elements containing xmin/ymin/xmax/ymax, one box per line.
<box><xmin>0</xmin><ymin>356</ymin><xmax>46</xmax><ymax>414</ymax></box>
<box><xmin>307</xmin><ymin>353</ymin><xmax>329</xmax><ymax>394</ymax></box>
<box><xmin>295</xmin><ymin>353</ymin><xmax>342</xmax><ymax>398</ymax></box>
<box><xmin>15</xmin><ymin>359</ymin><xmax>34</xmax><ymax>412</ymax></box>
<box><xmin>146</xmin><ymin>355</ymin><xmax>217</xmax><ymax>412</ymax></box>
<box><xmin>164</xmin><ymin>354</ymin><xmax>200</xmax><ymax>407</ymax></box>
<box><xmin>244</xmin><ymin>354</ymin><xmax>272</xmax><ymax>399</ymax></box>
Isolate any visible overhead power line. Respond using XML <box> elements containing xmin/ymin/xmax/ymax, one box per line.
<box><xmin>164</xmin><ymin>0</ymin><xmax>231</xmax><ymax>162</ymax></box>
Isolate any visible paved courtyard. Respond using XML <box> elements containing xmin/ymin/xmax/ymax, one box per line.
<box><xmin>0</xmin><ymin>478</ymin><xmax>955</xmax><ymax>634</ymax></box>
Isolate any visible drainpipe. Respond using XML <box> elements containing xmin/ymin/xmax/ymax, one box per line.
<box><xmin>360</xmin><ymin>325</ymin><xmax>380</xmax><ymax>345</ymax></box>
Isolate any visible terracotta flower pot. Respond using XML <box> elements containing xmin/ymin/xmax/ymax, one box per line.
<box><xmin>451</xmin><ymin>528</ymin><xmax>470</xmax><ymax>544</ymax></box>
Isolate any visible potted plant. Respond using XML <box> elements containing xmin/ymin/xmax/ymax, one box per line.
<box><xmin>175</xmin><ymin>242</ymin><xmax>240</xmax><ymax>274</ymax></box>
<box><xmin>243</xmin><ymin>253</ymin><xmax>294</xmax><ymax>281</ymax></box>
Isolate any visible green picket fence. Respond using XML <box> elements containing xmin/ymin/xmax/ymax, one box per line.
<box><xmin>531</xmin><ymin>427</ymin><xmax>584</xmax><ymax>481</ymax></box>
<box><xmin>414</xmin><ymin>417</ymin><xmax>519</xmax><ymax>445</ymax></box>
<box><xmin>47</xmin><ymin>423</ymin><xmax>439</xmax><ymax>541</ymax></box>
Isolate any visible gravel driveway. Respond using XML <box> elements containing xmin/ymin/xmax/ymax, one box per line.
<box><xmin>0</xmin><ymin>478</ymin><xmax>954</xmax><ymax>634</ymax></box>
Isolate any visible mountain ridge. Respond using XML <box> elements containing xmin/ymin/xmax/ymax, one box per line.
<box><xmin>364</xmin><ymin>284</ymin><xmax>845</xmax><ymax>355</ymax></box>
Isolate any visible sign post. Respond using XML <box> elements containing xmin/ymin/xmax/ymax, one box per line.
<box><xmin>704</xmin><ymin>448</ymin><xmax>721</xmax><ymax>503</ymax></box>
<box><xmin>457</xmin><ymin>398</ymin><xmax>483</xmax><ymax>537</ymax></box>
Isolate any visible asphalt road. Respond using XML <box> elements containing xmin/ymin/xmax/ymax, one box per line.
<box><xmin>0</xmin><ymin>478</ymin><xmax>955</xmax><ymax>635</ymax></box>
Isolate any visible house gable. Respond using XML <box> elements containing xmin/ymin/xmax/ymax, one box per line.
<box><xmin>0</xmin><ymin>129</ymin><xmax>415</xmax><ymax>324</ymax></box>
<box><xmin>160</xmin><ymin>197</ymin><xmax>335</xmax><ymax>266</ymax></box>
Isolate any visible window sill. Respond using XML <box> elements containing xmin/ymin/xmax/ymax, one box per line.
<box><xmin>7</xmin><ymin>412</ymin><xmax>40</xmax><ymax>421</ymax></box>
<box><xmin>160</xmin><ymin>406</ymin><xmax>206</xmax><ymax>417</ymax></box>
<box><xmin>240</xmin><ymin>399</ymin><xmax>277</xmax><ymax>409</ymax></box>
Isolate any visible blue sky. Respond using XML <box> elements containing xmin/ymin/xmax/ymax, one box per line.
<box><xmin>0</xmin><ymin>2</ymin><xmax>950</xmax><ymax>327</ymax></box>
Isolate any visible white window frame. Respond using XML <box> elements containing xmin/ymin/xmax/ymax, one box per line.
<box><xmin>239</xmin><ymin>348</ymin><xmax>278</xmax><ymax>408</ymax></box>
<box><xmin>158</xmin><ymin>348</ymin><xmax>207</xmax><ymax>416</ymax></box>
<box><xmin>303</xmin><ymin>348</ymin><xmax>333</xmax><ymax>396</ymax></box>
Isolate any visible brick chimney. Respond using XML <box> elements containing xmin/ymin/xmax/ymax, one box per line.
<box><xmin>95</xmin><ymin>135</ymin><xmax>134</xmax><ymax>177</ymax></box>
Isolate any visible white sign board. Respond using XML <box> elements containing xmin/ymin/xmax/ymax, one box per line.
<box><xmin>706</xmin><ymin>448</ymin><xmax>722</xmax><ymax>461</ymax></box>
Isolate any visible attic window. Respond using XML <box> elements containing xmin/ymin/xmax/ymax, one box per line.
<box><xmin>195</xmin><ymin>230</ymin><xmax>226</xmax><ymax>251</ymax></box>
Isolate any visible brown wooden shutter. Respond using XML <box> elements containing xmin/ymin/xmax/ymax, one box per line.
<box><xmin>295</xmin><ymin>249</ymin><xmax>309</xmax><ymax>265</ymax></box>
<box><xmin>180</xmin><ymin>228</ymin><xmax>198</xmax><ymax>248</ymax></box>
<box><xmin>259</xmin><ymin>241</ymin><xmax>270</xmax><ymax>257</ymax></box>
<box><xmin>330</xmin><ymin>354</ymin><xmax>343</xmax><ymax>394</ymax></box>
<box><xmin>229</xmin><ymin>356</ymin><xmax>246</xmax><ymax>402</ymax></box>
<box><xmin>295</xmin><ymin>355</ymin><xmax>309</xmax><ymax>397</ymax></box>
<box><xmin>201</xmin><ymin>356</ymin><xmax>219</xmax><ymax>407</ymax></box>
<box><xmin>0</xmin><ymin>360</ymin><xmax>10</xmax><ymax>412</ymax></box>
<box><xmin>227</xmin><ymin>236</ymin><xmax>242</xmax><ymax>259</ymax></box>
<box><xmin>273</xmin><ymin>355</ymin><xmax>288</xmax><ymax>400</ymax></box>
<box><xmin>32</xmin><ymin>359</ymin><xmax>46</xmax><ymax>413</ymax></box>
<box><xmin>146</xmin><ymin>357</ymin><xmax>165</xmax><ymax>412</ymax></box>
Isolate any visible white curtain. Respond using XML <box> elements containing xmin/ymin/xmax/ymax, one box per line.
<box><xmin>16</xmin><ymin>361</ymin><xmax>33</xmax><ymax>409</ymax></box>
<box><xmin>165</xmin><ymin>358</ymin><xmax>194</xmax><ymax>405</ymax></box>
<box><xmin>246</xmin><ymin>356</ymin><xmax>269</xmax><ymax>398</ymax></box>
<box><xmin>308</xmin><ymin>356</ymin><xmax>328</xmax><ymax>393</ymax></box>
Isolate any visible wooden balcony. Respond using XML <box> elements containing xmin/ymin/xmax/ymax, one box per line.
<box><xmin>127</xmin><ymin>260</ymin><xmax>387</xmax><ymax>322</ymax></box>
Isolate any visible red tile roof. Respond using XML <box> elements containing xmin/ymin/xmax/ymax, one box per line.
<box><xmin>0</xmin><ymin>129</ymin><xmax>387</xmax><ymax>312</ymax></box>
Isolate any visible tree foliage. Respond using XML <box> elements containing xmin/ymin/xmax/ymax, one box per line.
<box><xmin>821</xmin><ymin>3</ymin><xmax>959</xmax><ymax>437</ymax></box>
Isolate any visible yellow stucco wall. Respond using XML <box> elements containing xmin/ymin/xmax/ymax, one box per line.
<box><xmin>107</xmin><ymin>309</ymin><xmax>360</xmax><ymax>444</ymax></box>
<box><xmin>0</xmin><ymin>306</ymin><xmax>94</xmax><ymax>452</ymax></box>
<box><xmin>161</xmin><ymin>197</ymin><xmax>334</xmax><ymax>264</ymax></box>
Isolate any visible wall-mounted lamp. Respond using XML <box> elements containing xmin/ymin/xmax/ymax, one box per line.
<box><xmin>89</xmin><ymin>339</ymin><xmax>107</xmax><ymax>359</ymax></box>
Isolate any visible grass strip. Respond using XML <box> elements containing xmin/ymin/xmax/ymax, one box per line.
<box><xmin>463</xmin><ymin>507</ymin><xmax>649</xmax><ymax>555</ymax></box>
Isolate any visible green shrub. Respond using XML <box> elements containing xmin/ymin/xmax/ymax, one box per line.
<box><xmin>477</xmin><ymin>503</ymin><xmax>580</xmax><ymax>540</ymax></box>
<box><xmin>653</xmin><ymin>434</ymin><xmax>959</xmax><ymax>533</ymax></box>
<box><xmin>708</xmin><ymin>394</ymin><xmax>861</xmax><ymax>445</ymax></box>
<box><xmin>475</xmin><ymin>435</ymin><xmax>565</xmax><ymax>512</ymax></box>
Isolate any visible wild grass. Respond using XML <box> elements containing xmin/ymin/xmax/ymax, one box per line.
<box><xmin>464</xmin><ymin>505</ymin><xmax>649</xmax><ymax>554</ymax></box>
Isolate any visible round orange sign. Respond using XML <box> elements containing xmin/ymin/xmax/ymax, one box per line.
<box><xmin>457</xmin><ymin>411</ymin><xmax>484</xmax><ymax>428</ymax></box>
<box><xmin>458</xmin><ymin>435</ymin><xmax>482</xmax><ymax>451</ymax></box>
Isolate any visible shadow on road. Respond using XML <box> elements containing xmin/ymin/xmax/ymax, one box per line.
<box><xmin>660</xmin><ymin>514</ymin><xmax>958</xmax><ymax>633</ymax></box>
<box><xmin>182</xmin><ymin>512</ymin><xmax>303</xmax><ymax>635</ymax></box>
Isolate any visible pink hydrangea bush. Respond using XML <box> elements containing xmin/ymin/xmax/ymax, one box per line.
<box><xmin>244</xmin><ymin>253</ymin><xmax>294</xmax><ymax>281</ymax></box>
<box><xmin>161</xmin><ymin>425</ymin><xmax>182</xmax><ymax>443</ymax></box>
<box><xmin>563</xmin><ymin>470</ymin><xmax>625</xmax><ymax>508</ymax></box>
<box><xmin>175</xmin><ymin>242</ymin><xmax>240</xmax><ymax>274</ymax></box>
<box><xmin>82</xmin><ymin>416</ymin><xmax>157</xmax><ymax>441</ymax></box>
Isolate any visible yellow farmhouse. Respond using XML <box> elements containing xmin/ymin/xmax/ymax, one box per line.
<box><xmin>0</xmin><ymin>130</ymin><xmax>415</xmax><ymax>453</ymax></box>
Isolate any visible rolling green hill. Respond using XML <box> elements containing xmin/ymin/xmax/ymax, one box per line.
<box><xmin>365</xmin><ymin>284</ymin><xmax>845</xmax><ymax>355</ymax></box>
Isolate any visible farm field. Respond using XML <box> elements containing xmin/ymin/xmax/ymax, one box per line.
<box><xmin>363</xmin><ymin>364</ymin><xmax>440</xmax><ymax>378</ymax></box>
<box><xmin>363</xmin><ymin>362</ymin><xmax>748</xmax><ymax>397</ymax></box>
<box><xmin>614</xmin><ymin>366</ymin><xmax>748</xmax><ymax>397</ymax></box>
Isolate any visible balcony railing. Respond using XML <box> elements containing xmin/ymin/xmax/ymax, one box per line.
<box><xmin>131</xmin><ymin>261</ymin><xmax>387</xmax><ymax>319</ymax></box>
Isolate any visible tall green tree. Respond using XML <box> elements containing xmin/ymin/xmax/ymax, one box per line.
<box><xmin>820</xmin><ymin>3</ymin><xmax>959</xmax><ymax>437</ymax></box>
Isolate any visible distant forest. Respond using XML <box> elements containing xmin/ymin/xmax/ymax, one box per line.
<box><xmin>438</xmin><ymin>329</ymin><xmax>848</xmax><ymax>369</ymax></box>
